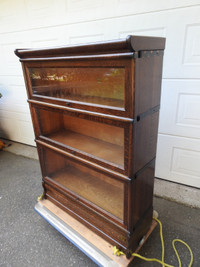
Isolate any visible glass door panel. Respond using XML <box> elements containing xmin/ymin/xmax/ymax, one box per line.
<box><xmin>29</xmin><ymin>67</ymin><xmax>125</xmax><ymax>108</ymax></box>
<box><xmin>36</xmin><ymin>107</ymin><xmax>124</xmax><ymax>167</ymax></box>
<box><xmin>42</xmin><ymin>147</ymin><xmax>124</xmax><ymax>220</ymax></box>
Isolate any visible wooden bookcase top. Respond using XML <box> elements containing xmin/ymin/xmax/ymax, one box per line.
<box><xmin>14</xmin><ymin>35</ymin><xmax>165</xmax><ymax>59</ymax></box>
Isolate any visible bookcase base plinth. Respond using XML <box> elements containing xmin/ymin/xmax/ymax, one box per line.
<box><xmin>35</xmin><ymin>199</ymin><xmax>158</xmax><ymax>267</ymax></box>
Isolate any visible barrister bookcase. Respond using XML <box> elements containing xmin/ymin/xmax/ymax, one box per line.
<box><xmin>15</xmin><ymin>35</ymin><xmax>165</xmax><ymax>257</ymax></box>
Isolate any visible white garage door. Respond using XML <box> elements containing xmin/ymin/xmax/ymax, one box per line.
<box><xmin>0</xmin><ymin>0</ymin><xmax>200</xmax><ymax>188</ymax></box>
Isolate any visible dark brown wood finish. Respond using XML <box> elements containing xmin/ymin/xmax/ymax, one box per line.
<box><xmin>15</xmin><ymin>35</ymin><xmax>165</xmax><ymax>256</ymax></box>
<box><xmin>15</xmin><ymin>35</ymin><xmax>165</xmax><ymax>58</ymax></box>
<box><xmin>31</xmin><ymin>102</ymin><xmax>131</xmax><ymax>174</ymax></box>
<box><xmin>36</xmin><ymin>139</ymin><xmax>130</xmax><ymax>183</ymax></box>
<box><xmin>133</xmin><ymin>111</ymin><xmax>160</xmax><ymax>174</ymax></box>
<box><xmin>134</xmin><ymin>52</ymin><xmax>164</xmax><ymax>116</ymax></box>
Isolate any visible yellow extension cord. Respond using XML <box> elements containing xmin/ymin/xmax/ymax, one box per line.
<box><xmin>113</xmin><ymin>217</ymin><xmax>194</xmax><ymax>267</ymax></box>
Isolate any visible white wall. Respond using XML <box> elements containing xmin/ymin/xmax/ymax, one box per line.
<box><xmin>0</xmin><ymin>0</ymin><xmax>200</xmax><ymax>188</ymax></box>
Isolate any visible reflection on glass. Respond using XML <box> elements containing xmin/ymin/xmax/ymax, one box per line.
<box><xmin>43</xmin><ymin>147</ymin><xmax>124</xmax><ymax>220</ymax></box>
<box><xmin>29</xmin><ymin>67</ymin><xmax>125</xmax><ymax>107</ymax></box>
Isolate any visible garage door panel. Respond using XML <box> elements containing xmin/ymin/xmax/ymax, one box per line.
<box><xmin>66</xmin><ymin>20</ymin><xmax>106</xmax><ymax>45</ymax></box>
<box><xmin>26</xmin><ymin>0</ymin><xmax>58</xmax><ymax>29</ymax></box>
<box><xmin>156</xmin><ymin>134</ymin><xmax>200</xmax><ymax>188</ymax></box>
<box><xmin>0</xmin><ymin>111</ymin><xmax>34</xmax><ymax>146</ymax></box>
<box><xmin>163</xmin><ymin>8</ymin><xmax>200</xmax><ymax>78</ymax></box>
<box><xmin>28</xmin><ymin>27</ymin><xmax>63</xmax><ymax>48</ymax></box>
<box><xmin>0</xmin><ymin>110</ymin><xmax>32</xmax><ymax>121</ymax></box>
<box><xmin>115</xmin><ymin>0</ymin><xmax>200</xmax><ymax>18</ymax></box>
<box><xmin>183</xmin><ymin>23</ymin><xmax>200</xmax><ymax>66</ymax></box>
<box><xmin>0</xmin><ymin>0</ymin><xmax>25</xmax><ymax>33</ymax></box>
<box><xmin>119</xmin><ymin>27</ymin><xmax>166</xmax><ymax>39</ymax></box>
<box><xmin>159</xmin><ymin>80</ymin><xmax>200</xmax><ymax>139</ymax></box>
<box><xmin>69</xmin><ymin>33</ymin><xmax>105</xmax><ymax>45</ymax></box>
<box><xmin>103</xmin><ymin>6</ymin><xmax>200</xmax><ymax>78</ymax></box>
<box><xmin>18</xmin><ymin>120</ymin><xmax>35</xmax><ymax>145</ymax></box>
<box><xmin>0</xmin><ymin>42</ymin><xmax>23</xmax><ymax>76</ymax></box>
<box><xmin>1</xmin><ymin>0</ymin><xmax>199</xmax><ymax>33</ymax></box>
<box><xmin>0</xmin><ymin>77</ymin><xmax>29</xmax><ymax>113</ymax></box>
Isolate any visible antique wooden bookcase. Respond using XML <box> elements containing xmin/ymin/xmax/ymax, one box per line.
<box><xmin>15</xmin><ymin>35</ymin><xmax>165</xmax><ymax>257</ymax></box>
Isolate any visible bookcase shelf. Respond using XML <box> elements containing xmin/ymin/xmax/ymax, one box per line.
<box><xmin>48</xmin><ymin>129</ymin><xmax>124</xmax><ymax>167</ymax></box>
